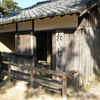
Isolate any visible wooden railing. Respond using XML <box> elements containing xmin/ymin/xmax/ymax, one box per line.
<box><xmin>2</xmin><ymin>61</ymin><xmax>78</xmax><ymax>100</ymax></box>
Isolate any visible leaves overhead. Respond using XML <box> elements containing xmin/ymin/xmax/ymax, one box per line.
<box><xmin>0</xmin><ymin>0</ymin><xmax>21</xmax><ymax>16</ymax></box>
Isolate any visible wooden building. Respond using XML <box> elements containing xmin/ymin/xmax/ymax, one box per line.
<box><xmin>0</xmin><ymin>0</ymin><xmax>100</xmax><ymax>87</ymax></box>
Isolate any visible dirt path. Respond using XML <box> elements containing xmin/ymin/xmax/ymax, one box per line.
<box><xmin>0</xmin><ymin>76</ymin><xmax>100</xmax><ymax>100</ymax></box>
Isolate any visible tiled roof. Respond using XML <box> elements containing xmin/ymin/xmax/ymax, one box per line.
<box><xmin>0</xmin><ymin>0</ymin><xmax>95</xmax><ymax>25</ymax></box>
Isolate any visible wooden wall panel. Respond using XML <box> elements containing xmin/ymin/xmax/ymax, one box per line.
<box><xmin>64</xmin><ymin>30</ymin><xmax>75</xmax><ymax>72</ymax></box>
<box><xmin>14</xmin><ymin>31</ymin><xmax>35</xmax><ymax>74</ymax></box>
<box><xmin>78</xmin><ymin>5</ymin><xmax>100</xmax><ymax>86</ymax></box>
<box><xmin>64</xmin><ymin>29</ymin><xmax>76</xmax><ymax>86</ymax></box>
<box><xmin>15</xmin><ymin>32</ymin><xmax>31</xmax><ymax>54</ymax></box>
<box><xmin>56</xmin><ymin>30</ymin><xmax>64</xmax><ymax>72</ymax></box>
<box><xmin>52</xmin><ymin>29</ymin><xmax>82</xmax><ymax>86</ymax></box>
<box><xmin>89</xmin><ymin>28</ymin><xmax>95</xmax><ymax>81</ymax></box>
<box><xmin>82</xmin><ymin>27</ymin><xmax>100</xmax><ymax>86</ymax></box>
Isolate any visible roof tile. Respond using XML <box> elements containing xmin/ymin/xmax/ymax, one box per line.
<box><xmin>0</xmin><ymin>0</ymin><xmax>95</xmax><ymax>25</ymax></box>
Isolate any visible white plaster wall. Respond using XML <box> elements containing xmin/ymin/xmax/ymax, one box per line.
<box><xmin>34</xmin><ymin>15</ymin><xmax>78</xmax><ymax>31</ymax></box>
<box><xmin>18</xmin><ymin>21</ymin><xmax>32</xmax><ymax>31</ymax></box>
<box><xmin>0</xmin><ymin>23</ymin><xmax>16</xmax><ymax>33</ymax></box>
<box><xmin>0</xmin><ymin>15</ymin><xmax>78</xmax><ymax>33</ymax></box>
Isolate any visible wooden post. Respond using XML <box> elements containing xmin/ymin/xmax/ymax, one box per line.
<box><xmin>47</xmin><ymin>32</ymin><xmax>51</xmax><ymax>67</ymax></box>
<box><xmin>62</xmin><ymin>76</ymin><xmax>67</xmax><ymax>100</ymax></box>
<box><xmin>30</xmin><ymin>69</ymin><xmax>33</xmax><ymax>88</ymax></box>
<box><xmin>8</xmin><ymin>65</ymin><xmax>11</xmax><ymax>81</ymax></box>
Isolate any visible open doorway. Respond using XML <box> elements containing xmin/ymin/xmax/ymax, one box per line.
<box><xmin>36</xmin><ymin>31</ymin><xmax>52</xmax><ymax>70</ymax></box>
<box><xmin>37</xmin><ymin>32</ymin><xmax>47</xmax><ymax>61</ymax></box>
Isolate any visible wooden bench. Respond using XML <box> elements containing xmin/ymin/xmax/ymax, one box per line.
<box><xmin>3</xmin><ymin>61</ymin><xmax>78</xmax><ymax>100</ymax></box>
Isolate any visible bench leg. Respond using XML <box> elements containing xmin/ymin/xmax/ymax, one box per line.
<box><xmin>62</xmin><ymin>76</ymin><xmax>67</xmax><ymax>100</ymax></box>
<box><xmin>8</xmin><ymin>65</ymin><xmax>11</xmax><ymax>82</ymax></box>
<box><xmin>30</xmin><ymin>70</ymin><xmax>33</xmax><ymax>88</ymax></box>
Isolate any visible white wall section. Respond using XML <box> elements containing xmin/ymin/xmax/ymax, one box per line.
<box><xmin>0</xmin><ymin>23</ymin><xmax>16</xmax><ymax>33</ymax></box>
<box><xmin>18</xmin><ymin>21</ymin><xmax>32</xmax><ymax>31</ymax></box>
<box><xmin>34</xmin><ymin>15</ymin><xmax>78</xmax><ymax>31</ymax></box>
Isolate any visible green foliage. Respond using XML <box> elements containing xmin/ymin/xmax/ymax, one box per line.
<box><xmin>0</xmin><ymin>6</ymin><xmax>5</xmax><ymax>15</ymax></box>
<box><xmin>0</xmin><ymin>0</ymin><xmax>21</xmax><ymax>16</ymax></box>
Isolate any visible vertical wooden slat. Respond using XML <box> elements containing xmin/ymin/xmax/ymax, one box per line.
<box><xmin>62</xmin><ymin>76</ymin><xmax>67</xmax><ymax>100</ymax></box>
<box><xmin>68</xmin><ymin>30</ymin><xmax>75</xmax><ymax>71</ymax></box>
<box><xmin>52</xmin><ymin>31</ymin><xmax>56</xmax><ymax>70</ymax></box>
<box><xmin>95</xmin><ymin>28</ymin><xmax>99</xmax><ymax>79</ymax></box>
<box><xmin>80</xmin><ymin>29</ymin><xmax>83</xmax><ymax>87</ymax></box>
<box><xmin>89</xmin><ymin>27</ymin><xmax>94</xmax><ymax>82</ymax></box>
<box><xmin>47</xmin><ymin>32</ymin><xmax>51</xmax><ymax>68</ymax></box>
<box><xmin>85</xmin><ymin>27</ymin><xmax>88</xmax><ymax>85</ymax></box>
<box><xmin>27</xmin><ymin>33</ymin><xmax>31</xmax><ymax>53</ymax></box>
<box><xmin>98</xmin><ymin>29</ymin><xmax>100</xmax><ymax>75</ymax></box>
<box><xmin>75</xmin><ymin>30</ymin><xmax>80</xmax><ymax>87</ymax></box>
<box><xmin>84</xmin><ymin>28</ymin><xmax>88</xmax><ymax>85</ymax></box>
<box><xmin>19</xmin><ymin>33</ymin><xmax>22</xmax><ymax>53</ymax></box>
<box><xmin>8</xmin><ymin>65</ymin><xmax>11</xmax><ymax>81</ymax></box>
<box><xmin>94</xmin><ymin>28</ymin><xmax>96</xmax><ymax>79</ymax></box>
<box><xmin>33</xmin><ymin>32</ymin><xmax>37</xmax><ymax>66</ymax></box>
<box><xmin>88</xmin><ymin>28</ymin><xmax>91</xmax><ymax>81</ymax></box>
<box><xmin>64</xmin><ymin>30</ymin><xmax>69</xmax><ymax>72</ymax></box>
<box><xmin>52</xmin><ymin>31</ymin><xmax>56</xmax><ymax>80</ymax></box>
<box><xmin>30</xmin><ymin>70</ymin><xmax>33</xmax><ymax>88</ymax></box>
<box><xmin>90</xmin><ymin>28</ymin><xmax>94</xmax><ymax>80</ymax></box>
<box><xmin>32</xmin><ymin>20</ymin><xmax>36</xmax><ymax>66</ymax></box>
<box><xmin>15</xmin><ymin>33</ymin><xmax>19</xmax><ymax>53</ymax></box>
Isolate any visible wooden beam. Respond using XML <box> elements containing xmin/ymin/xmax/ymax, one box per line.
<box><xmin>16</xmin><ymin>23</ymin><xmax>18</xmax><ymax>32</ymax></box>
<box><xmin>1</xmin><ymin>52</ymin><xmax>34</xmax><ymax>56</ymax></box>
<box><xmin>69</xmin><ymin>70</ymin><xmax>79</xmax><ymax>74</ymax></box>
<box><xmin>32</xmin><ymin>20</ymin><xmax>34</xmax><ymax>31</ymax></box>
<box><xmin>3</xmin><ymin>61</ymin><xmax>72</xmax><ymax>78</ymax></box>
<box><xmin>80</xmin><ymin>0</ymin><xmax>100</xmax><ymax>17</ymax></box>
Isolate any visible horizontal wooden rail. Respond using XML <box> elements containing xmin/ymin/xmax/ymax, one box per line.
<box><xmin>69</xmin><ymin>70</ymin><xmax>79</xmax><ymax>74</ymax></box>
<box><xmin>3</xmin><ymin>61</ymin><xmax>72</xmax><ymax>78</ymax></box>
<box><xmin>2</xmin><ymin>61</ymin><xmax>78</xmax><ymax>100</ymax></box>
<box><xmin>1</xmin><ymin>70</ymin><xmax>62</xmax><ymax>89</ymax></box>
<box><xmin>1</xmin><ymin>52</ymin><xmax>34</xmax><ymax>56</ymax></box>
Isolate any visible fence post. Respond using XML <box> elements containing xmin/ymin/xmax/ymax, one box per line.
<box><xmin>8</xmin><ymin>65</ymin><xmax>11</xmax><ymax>82</ymax></box>
<box><xmin>62</xmin><ymin>76</ymin><xmax>67</xmax><ymax>100</ymax></box>
<box><xmin>30</xmin><ymin>69</ymin><xmax>33</xmax><ymax>88</ymax></box>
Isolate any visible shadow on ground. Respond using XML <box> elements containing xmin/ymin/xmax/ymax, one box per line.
<box><xmin>0</xmin><ymin>76</ymin><xmax>99</xmax><ymax>100</ymax></box>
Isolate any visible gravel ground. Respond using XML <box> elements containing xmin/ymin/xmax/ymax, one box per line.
<box><xmin>0</xmin><ymin>76</ymin><xmax>100</xmax><ymax>100</ymax></box>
